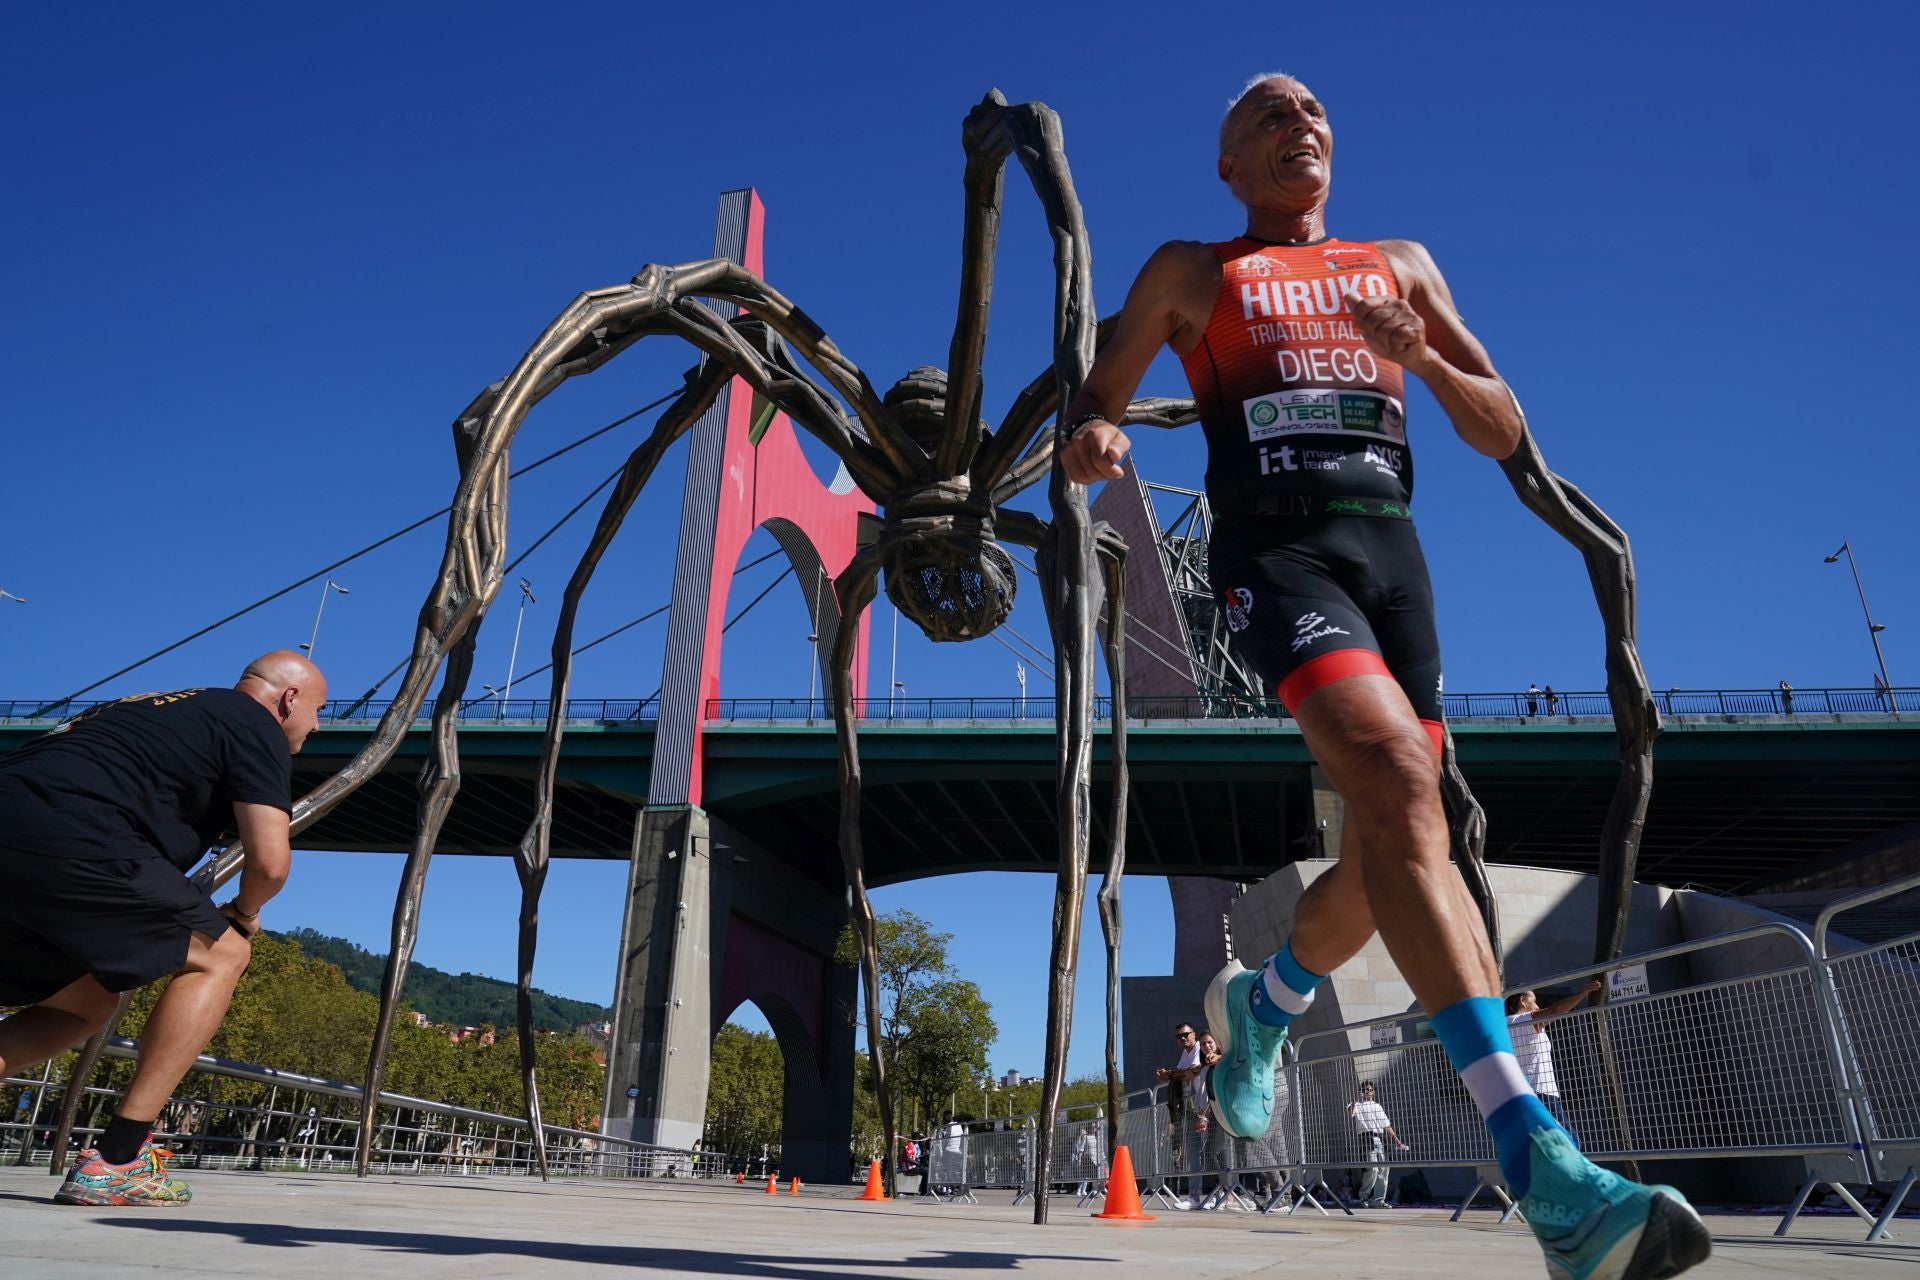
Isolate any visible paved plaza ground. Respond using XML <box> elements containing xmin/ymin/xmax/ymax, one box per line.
<box><xmin>0</xmin><ymin>1167</ymin><xmax>1908</xmax><ymax>1278</ymax></box>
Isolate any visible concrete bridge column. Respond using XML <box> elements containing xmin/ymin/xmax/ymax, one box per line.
<box><xmin>602</xmin><ymin>806</ymin><xmax>855</xmax><ymax>1183</ymax></box>
<box><xmin>603</xmin><ymin>805</ymin><xmax>713</xmax><ymax>1153</ymax></box>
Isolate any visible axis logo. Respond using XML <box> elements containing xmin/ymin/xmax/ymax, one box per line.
<box><xmin>1364</xmin><ymin>444</ymin><xmax>1404</xmax><ymax>475</ymax></box>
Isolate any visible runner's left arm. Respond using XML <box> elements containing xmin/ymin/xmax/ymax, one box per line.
<box><xmin>1353</xmin><ymin>240</ymin><xmax>1524</xmax><ymax>460</ymax></box>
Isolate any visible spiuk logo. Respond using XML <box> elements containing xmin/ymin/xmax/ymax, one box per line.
<box><xmin>1291</xmin><ymin>610</ymin><xmax>1351</xmax><ymax>653</ymax></box>
<box><xmin>1225</xmin><ymin>587</ymin><xmax>1254</xmax><ymax>633</ymax></box>
<box><xmin>1237</xmin><ymin>254</ymin><xmax>1289</xmax><ymax>277</ymax></box>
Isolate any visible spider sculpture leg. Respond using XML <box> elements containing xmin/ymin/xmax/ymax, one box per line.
<box><xmin>1092</xmin><ymin>526</ymin><xmax>1131</xmax><ymax>1162</ymax></box>
<box><xmin>1496</xmin><ymin>415</ymin><xmax>1660</xmax><ymax>967</ymax></box>
<box><xmin>948</xmin><ymin>85</ymin><xmax>1104</xmax><ymax>1229</ymax></box>
<box><xmin>1439</xmin><ymin>729</ymin><xmax>1500</xmax><ymax>973</ymax></box>
<box><xmin>1497</xmin><ymin>407</ymin><xmax>1659</xmax><ymax>1175</ymax></box>
<box><xmin>353</xmin><ymin>401</ymin><xmax>511</xmax><ymax>1175</ymax></box>
<box><xmin>826</xmin><ymin>548</ymin><xmax>896</xmax><ymax>1195</ymax></box>
<box><xmin>88</xmin><ymin>263</ymin><xmax>896</xmax><ymax>1176</ymax></box>
<box><xmin>503</xmin><ymin>360</ymin><xmax>733</xmax><ymax>1180</ymax></box>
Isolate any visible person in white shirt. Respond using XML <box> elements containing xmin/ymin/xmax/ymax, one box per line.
<box><xmin>1505</xmin><ymin>980</ymin><xmax>1602</xmax><ymax>1133</ymax></box>
<box><xmin>1345</xmin><ymin>1081</ymin><xmax>1409</xmax><ymax>1207</ymax></box>
<box><xmin>1155</xmin><ymin>1023</ymin><xmax>1206</xmax><ymax>1206</ymax></box>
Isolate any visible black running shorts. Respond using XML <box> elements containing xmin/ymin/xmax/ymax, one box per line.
<box><xmin>0</xmin><ymin>846</ymin><xmax>229</xmax><ymax>1007</ymax></box>
<box><xmin>1210</xmin><ymin>514</ymin><xmax>1445</xmax><ymax>747</ymax></box>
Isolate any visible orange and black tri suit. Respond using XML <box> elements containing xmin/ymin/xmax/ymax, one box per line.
<box><xmin>1180</xmin><ymin>235</ymin><xmax>1444</xmax><ymax>748</ymax></box>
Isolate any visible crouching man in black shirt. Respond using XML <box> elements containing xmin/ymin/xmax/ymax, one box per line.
<box><xmin>0</xmin><ymin>650</ymin><xmax>325</xmax><ymax>1205</ymax></box>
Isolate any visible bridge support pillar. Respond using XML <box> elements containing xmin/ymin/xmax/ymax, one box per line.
<box><xmin>602</xmin><ymin>805</ymin><xmax>854</xmax><ymax>1183</ymax></box>
<box><xmin>604</xmin><ymin>805</ymin><xmax>713</xmax><ymax>1154</ymax></box>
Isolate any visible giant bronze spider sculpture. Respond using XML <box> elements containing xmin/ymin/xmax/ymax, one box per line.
<box><xmin>170</xmin><ymin>90</ymin><xmax>1180</xmax><ymax>1223</ymax></box>
<box><xmin>49</xmin><ymin>91</ymin><xmax>1661</xmax><ymax>1227</ymax></box>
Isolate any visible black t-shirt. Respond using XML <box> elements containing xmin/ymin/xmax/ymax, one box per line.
<box><xmin>0</xmin><ymin>687</ymin><xmax>292</xmax><ymax>871</ymax></box>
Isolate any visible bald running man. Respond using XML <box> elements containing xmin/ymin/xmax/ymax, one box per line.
<box><xmin>1060</xmin><ymin>76</ymin><xmax>1709</xmax><ymax>1279</ymax></box>
<box><xmin>0</xmin><ymin>651</ymin><xmax>324</xmax><ymax>1205</ymax></box>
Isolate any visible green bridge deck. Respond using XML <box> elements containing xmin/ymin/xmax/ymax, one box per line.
<box><xmin>2</xmin><ymin>712</ymin><xmax>1914</xmax><ymax>893</ymax></box>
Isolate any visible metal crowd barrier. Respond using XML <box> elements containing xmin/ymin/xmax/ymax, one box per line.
<box><xmin>1814</xmin><ymin>868</ymin><xmax>1920</xmax><ymax>1241</ymax></box>
<box><xmin>923</xmin><ymin>917</ymin><xmax>1916</xmax><ymax>1241</ymax></box>
<box><xmin>1</xmin><ymin>1038</ymin><xmax>714</xmax><ymax>1181</ymax></box>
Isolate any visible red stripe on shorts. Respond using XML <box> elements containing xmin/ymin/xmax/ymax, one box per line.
<box><xmin>1420</xmin><ymin>719</ymin><xmax>1445</xmax><ymax>754</ymax></box>
<box><xmin>1276</xmin><ymin>649</ymin><xmax>1393</xmax><ymax>711</ymax></box>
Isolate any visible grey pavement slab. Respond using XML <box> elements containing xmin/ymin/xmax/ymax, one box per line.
<box><xmin>0</xmin><ymin>1167</ymin><xmax>1908</xmax><ymax>1278</ymax></box>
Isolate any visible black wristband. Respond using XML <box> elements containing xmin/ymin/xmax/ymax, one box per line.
<box><xmin>1062</xmin><ymin>410</ymin><xmax>1108</xmax><ymax>435</ymax></box>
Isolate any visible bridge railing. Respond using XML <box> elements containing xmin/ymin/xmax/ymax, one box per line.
<box><xmin>0</xmin><ymin>697</ymin><xmax>664</xmax><ymax>726</ymax></box>
<box><xmin>1</xmin><ymin>1037</ymin><xmax>715</xmax><ymax>1181</ymax></box>
<box><xmin>704</xmin><ymin>687</ymin><xmax>1913</xmax><ymax>724</ymax></box>
<box><xmin>2</xmin><ymin>687</ymin><xmax>1907</xmax><ymax>726</ymax></box>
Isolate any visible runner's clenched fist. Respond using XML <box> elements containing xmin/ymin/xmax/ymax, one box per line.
<box><xmin>1347</xmin><ymin>292</ymin><xmax>1434</xmax><ymax>378</ymax></box>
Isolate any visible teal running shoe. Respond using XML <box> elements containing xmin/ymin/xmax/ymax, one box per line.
<box><xmin>1519</xmin><ymin>1128</ymin><xmax>1711</xmax><ymax>1279</ymax></box>
<box><xmin>1203</xmin><ymin>960</ymin><xmax>1287</xmax><ymax>1139</ymax></box>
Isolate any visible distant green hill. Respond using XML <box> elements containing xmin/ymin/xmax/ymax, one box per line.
<box><xmin>274</xmin><ymin>928</ymin><xmax>612</xmax><ymax>1033</ymax></box>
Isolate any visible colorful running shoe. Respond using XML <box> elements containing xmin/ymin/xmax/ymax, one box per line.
<box><xmin>54</xmin><ymin>1143</ymin><xmax>193</xmax><ymax>1207</ymax></box>
<box><xmin>1203</xmin><ymin>959</ymin><xmax>1286</xmax><ymax>1139</ymax></box>
<box><xmin>1519</xmin><ymin>1128</ymin><xmax>1710</xmax><ymax>1279</ymax></box>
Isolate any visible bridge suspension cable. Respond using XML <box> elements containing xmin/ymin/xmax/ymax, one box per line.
<box><xmin>38</xmin><ymin>386</ymin><xmax>688</xmax><ymax>715</ymax></box>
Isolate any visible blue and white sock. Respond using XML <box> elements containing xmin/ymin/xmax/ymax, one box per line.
<box><xmin>1430</xmin><ymin>996</ymin><xmax>1563</xmax><ymax>1196</ymax></box>
<box><xmin>1248</xmin><ymin>938</ymin><xmax>1325</xmax><ymax>1028</ymax></box>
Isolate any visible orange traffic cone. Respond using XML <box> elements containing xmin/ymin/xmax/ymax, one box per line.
<box><xmin>789</xmin><ymin>1176</ymin><xmax>802</xmax><ymax>1195</ymax></box>
<box><xmin>735</xmin><ymin>1170</ymin><xmax>745</xmax><ymax>1185</ymax></box>
<box><xmin>1091</xmin><ymin>1145</ymin><xmax>1154</xmax><ymax>1221</ymax></box>
<box><xmin>764</xmin><ymin>1173</ymin><xmax>778</xmax><ymax>1194</ymax></box>
<box><xmin>856</xmin><ymin>1158</ymin><xmax>890</xmax><ymax>1201</ymax></box>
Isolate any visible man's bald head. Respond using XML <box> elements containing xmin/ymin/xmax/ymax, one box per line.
<box><xmin>238</xmin><ymin>650</ymin><xmax>328</xmax><ymax>753</ymax></box>
<box><xmin>239</xmin><ymin>650</ymin><xmax>323</xmax><ymax>694</ymax></box>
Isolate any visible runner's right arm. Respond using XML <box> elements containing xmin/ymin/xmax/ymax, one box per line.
<box><xmin>1061</xmin><ymin>241</ymin><xmax>1216</xmax><ymax>484</ymax></box>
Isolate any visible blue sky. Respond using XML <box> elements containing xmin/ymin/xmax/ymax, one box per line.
<box><xmin>4</xmin><ymin>4</ymin><xmax>1915</xmax><ymax>1080</ymax></box>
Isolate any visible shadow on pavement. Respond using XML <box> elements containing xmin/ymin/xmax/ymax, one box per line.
<box><xmin>96</xmin><ymin>1218</ymin><xmax>1118</xmax><ymax>1277</ymax></box>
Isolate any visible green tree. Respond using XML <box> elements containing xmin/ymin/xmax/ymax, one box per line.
<box><xmin>834</xmin><ymin>909</ymin><xmax>996</xmax><ymax>1137</ymax></box>
<box><xmin>704</xmin><ymin>1022</ymin><xmax>784</xmax><ymax>1159</ymax></box>
<box><xmin>67</xmin><ymin>931</ymin><xmax>606</xmax><ymax>1153</ymax></box>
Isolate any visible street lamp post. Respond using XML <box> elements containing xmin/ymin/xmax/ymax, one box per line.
<box><xmin>888</xmin><ymin>604</ymin><xmax>900</xmax><ymax>721</ymax></box>
<box><xmin>806</xmin><ymin>568</ymin><xmax>824</xmax><ymax>722</ymax></box>
<box><xmin>1015</xmin><ymin>661</ymin><xmax>1026</xmax><ymax>720</ymax></box>
<box><xmin>1825</xmin><ymin>541</ymin><xmax>1897</xmax><ymax>713</ymax></box>
<box><xmin>502</xmin><ymin>578</ymin><xmax>536</xmax><ymax>718</ymax></box>
<box><xmin>301</xmin><ymin>580</ymin><xmax>349</xmax><ymax>663</ymax></box>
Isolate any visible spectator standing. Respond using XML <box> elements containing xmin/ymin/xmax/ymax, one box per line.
<box><xmin>1346</xmin><ymin>1081</ymin><xmax>1410</xmax><ymax>1207</ymax></box>
<box><xmin>1526</xmin><ymin>683</ymin><xmax>1541</xmax><ymax>717</ymax></box>
<box><xmin>1505</xmin><ymin>981</ymin><xmax>1603</xmax><ymax>1134</ymax></box>
<box><xmin>1779</xmin><ymin>680</ymin><xmax>1794</xmax><ymax>715</ymax></box>
<box><xmin>1544</xmin><ymin>684</ymin><xmax>1559</xmax><ymax>716</ymax></box>
<box><xmin>1070</xmin><ymin>1123</ymin><xmax>1103</xmax><ymax>1199</ymax></box>
<box><xmin>1189</xmin><ymin>1031</ymin><xmax>1233</xmax><ymax>1208</ymax></box>
<box><xmin>1154</xmin><ymin>1022</ymin><xmax>1205</xmax><ymax>1206</ymax></box>
<box><xmin>937</xmin><ymin>1113</ymin><xmax>964</xmax><ymax>1196</ymax></box>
